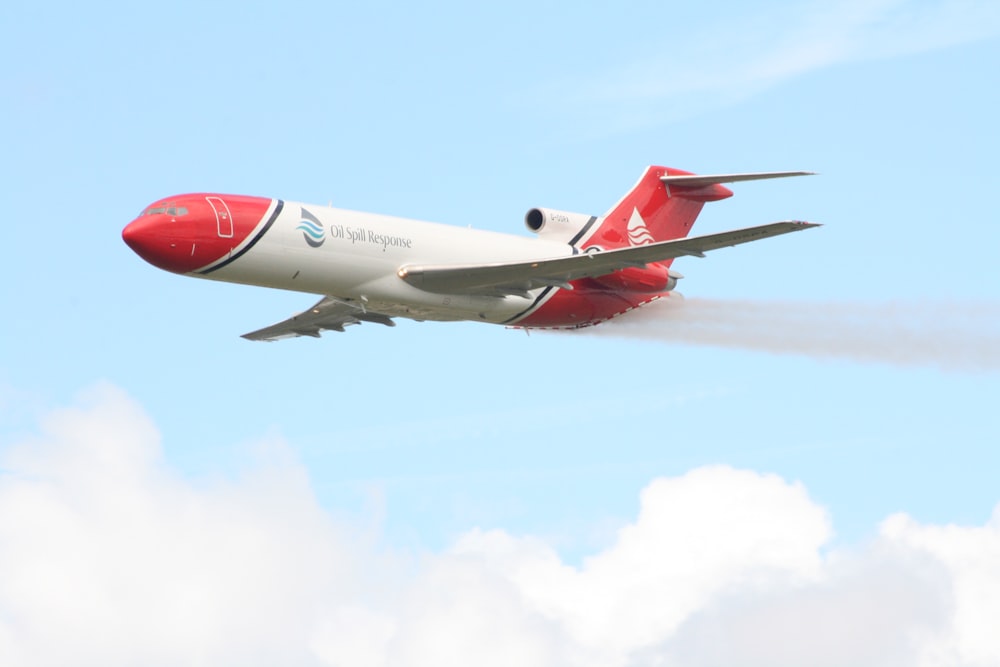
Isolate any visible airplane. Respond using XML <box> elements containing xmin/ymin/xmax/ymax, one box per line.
<box><xmin>122</xmin><ymin>166</ymin><xmax>818</xmax><ymax>341</ymax></box>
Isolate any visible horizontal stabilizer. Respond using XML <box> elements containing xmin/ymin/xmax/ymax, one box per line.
<box><xmin>660</xmin><ymin>171</ymin><xmax>815</xmax><ymax>188</ymax></box>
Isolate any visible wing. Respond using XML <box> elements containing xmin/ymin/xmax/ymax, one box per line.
<box><xmin>398</xmin><ymin>220</ymin><xmax>820</xmax><ymax>296</ymax></box>
<box><xmin>241</xmin><ymin>296</ymin><xmax>395</xmax><ymax>341</ymax></box>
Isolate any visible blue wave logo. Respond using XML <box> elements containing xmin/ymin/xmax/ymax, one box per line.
<box><xmin>297</xmin><ymin>208</ymin><xmax>325</xmax><ymax>247</ymax></box>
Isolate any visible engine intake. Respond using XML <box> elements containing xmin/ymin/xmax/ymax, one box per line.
<box><xmin>524</xmin><ymin>207</ymin><xmax>596</xmax><ymax>244</ymax></box>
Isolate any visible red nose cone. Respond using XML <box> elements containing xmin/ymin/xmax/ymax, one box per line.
<box><xmin>122</xmin><ymin>215</ymin><xmax>191</xmax><ymax>274</ymax></box>
<box><xmin>121</xmin><ymin>217</ymin><xmax>152</xmax><ymax>254</ymax></box>
<box><xmin>125</xmin><ymin>194</ymin><xmax>275</xmax><ymax>274</ymax></box>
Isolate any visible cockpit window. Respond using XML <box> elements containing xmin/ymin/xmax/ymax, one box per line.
<box><xmin>142</xmin><ymin>205</ymin><xmax>188</xmax><ymax>216</ymax></box>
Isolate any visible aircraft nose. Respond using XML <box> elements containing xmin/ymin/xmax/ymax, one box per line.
<box><xmin>122</xmin><ymin>215</ymin><xmax>189</xmax><ymax>273</ymax></box>
<box><xmin>122</xmin><ymin>217</ymin><xmax>148</xmax><ymax>251</ymax></box>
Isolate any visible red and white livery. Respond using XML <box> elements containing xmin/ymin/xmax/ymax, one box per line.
<box><xmin>122</xmin><ymin>166</ymin><xmax>818</xmax><ymax>340</ymax></box>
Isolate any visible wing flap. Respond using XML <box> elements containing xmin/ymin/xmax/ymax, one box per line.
<box><xmin>241</xmin><ymin>296</ymin><xmax>395</xmax><ymax>341</ymax></box>
<box><xmin>398</xmin><ymin>221</ymin><xmax>819</xmax><ymax>296</ymax></box>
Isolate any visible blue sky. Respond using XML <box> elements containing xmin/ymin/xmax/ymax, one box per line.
<box><xmin>2</xmin><ymin>1</ymin><xmax>1000</xmax><ymax>664</ymax></box>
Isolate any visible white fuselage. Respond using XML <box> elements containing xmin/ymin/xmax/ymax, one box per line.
<box><xmin>204</xmin><ymin>201</ymin><xmax>574</xmax><ymax>323</ymax></box>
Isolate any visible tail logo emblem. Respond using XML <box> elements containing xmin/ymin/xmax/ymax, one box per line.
<box><xmin>627</xmin><ymin>207</ymin><xmax>654</xmax><ymax>246</ymax></box>
<box><xmin>297</xmin><ymin>208</ymin><xmax>325</xmax><ymax>248</ymax></box>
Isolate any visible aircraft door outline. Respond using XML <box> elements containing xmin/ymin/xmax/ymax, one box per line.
<box><xmin>206</xmin><ymin>196</ymin><xmax>234</xmax><ymax>238</ymax></box>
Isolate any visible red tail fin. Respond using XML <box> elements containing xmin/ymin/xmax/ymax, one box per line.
<box><xmin>579</xmin><ymin>166</ymin><xmax>733</xmax><ymax>254</ymax></box>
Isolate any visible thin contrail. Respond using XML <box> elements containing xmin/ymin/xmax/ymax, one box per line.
<box><xmin>582</xmin><ymin>297</ymin><xmax>1000</xmax><ymax>371</ymax></box>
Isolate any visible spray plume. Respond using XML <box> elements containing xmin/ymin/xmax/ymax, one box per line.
<box><xmin>584</xmin><ymin>297</ymin><xmax>1000</xmax><ymax>371</ymax></box>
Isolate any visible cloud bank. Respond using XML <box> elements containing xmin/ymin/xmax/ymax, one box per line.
<box><xmin>1</xmin><ymin>384</ymin><xmax>999</xmax><ymax>665</ymax></box>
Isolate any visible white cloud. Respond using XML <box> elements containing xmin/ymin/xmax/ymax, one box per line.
<box><xmin>449</xmin><ymin>467</ymin><xmax>830</xmax><ymax>658</ymax></box>
<box><xmin>0</xmin><ymin>384</ymin><xmax>375</xmax><ymax>666</ymax></box>
<box><xmin>883</xmin><ymin>510</ymin><xmax>1000</xmax><ymax>666</ymax></box>
<box><xmin>1</xmin><ymin>383</ymin><xmax>1000</xmax><ymax>666</ymax></box>
<box><xmin>649</xmin><ymin>545</ymin><xmax>951</xmax><ymax>666</ymax></box>
<box><xmin>542</xmin><ymin>0</ymin><xmax>1000</xmax><ymax>131</ymax></box>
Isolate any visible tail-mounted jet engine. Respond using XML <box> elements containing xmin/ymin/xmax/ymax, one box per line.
<box><xmin>524</xmin><ymin>207</ymin><xmax>595</xmax><ymax>244</ymax></box>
